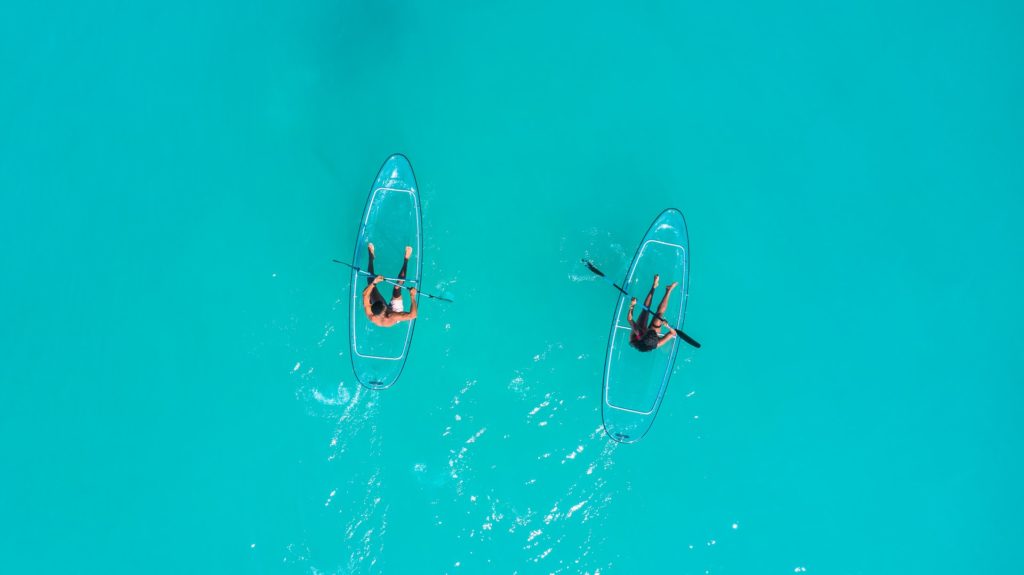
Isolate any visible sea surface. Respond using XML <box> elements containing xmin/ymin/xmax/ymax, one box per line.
<box><xmin>2</xmin><ymin>1</ymin><xmax>1023</xmax><ymax>573</ymax></box>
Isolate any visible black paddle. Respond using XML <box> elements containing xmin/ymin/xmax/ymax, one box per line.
<box><xmin>582</xmin><ymin>258</ymin><xmax>701</xmax><ymax>349</ymax></box>
<box><xmin>332</xmin><ymin>259</ymin><xmax>454</xmax><ymax>303</ymax></box>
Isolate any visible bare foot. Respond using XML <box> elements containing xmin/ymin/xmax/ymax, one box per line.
<box><xmin>404</xmin><ymin>245</ymin><xmax>413</xmax><ymax>259</ymax></box>
<box><xmin>367</xmin><ymin>242</ymin><xmax>375</xmax><ymax>257</ymax></box>
<box><xmin>667</xmin><ymin>281</ymin><xmax>678</xmax><ymax>291</ymax></box>
<box><xmin>652</xmin><ymin>274</ymin><xmax>660</xmax><ymax>289</ymax></box>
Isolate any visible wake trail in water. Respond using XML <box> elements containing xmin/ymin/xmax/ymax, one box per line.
<box><xmin>520</xmin><ymin>425</ymin><xmax>620</xmax><ymax>575</ymax></box>
<box><xmin>289</xmin><ymin>311</ymin><xmax>389</xmax><ymax>574</ymax></box>
<box><xmin>428</xmin><ymin>341</ymin><xmax>622</xmax><ymax>574</ymax></box>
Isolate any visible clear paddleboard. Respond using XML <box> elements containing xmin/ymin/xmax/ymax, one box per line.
<box><xmin>602</xmin><ymin>208</ymin><xmax>690</xmax><ymax>443</ymax></box>
<box><xmin>349</xmin><ymin>154</ymin><xmax>422</xmax><ymax>390</ymax></box>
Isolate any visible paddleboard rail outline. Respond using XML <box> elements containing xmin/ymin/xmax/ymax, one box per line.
<box><xmin>600</xmin><ymin>208</ymin><xmax>690</xmax><ymax>442</ymax></box>
<box><xmin>348</xmin><ymin>154</ymin><xmax>423</xmax><ymax>389</ymax></box>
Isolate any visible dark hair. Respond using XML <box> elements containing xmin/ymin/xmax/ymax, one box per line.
<box><xmin>371</xmin><ymin>300</ymin><xmax>386</xmax><ymax>315</ymax></box>
<box><xmin>630</xmin><ymin>330</ymin><xmax>660</xmax><ymax>352</ymax></box>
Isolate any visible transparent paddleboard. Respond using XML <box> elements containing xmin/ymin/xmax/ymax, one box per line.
<box><xmin>602</xmin><ymin>208</ymin><xmax>690</xmax><ymax>443</ymax></box>
<box><xmin>349</xmin><ymin>154</ymin><xmax>422</xmax><ymax>389</ymax></box>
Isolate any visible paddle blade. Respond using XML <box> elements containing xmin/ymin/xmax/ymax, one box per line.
<box><xmin>581</xmin><ymin>259</ymin><xmax>606</xmax><ymax>277</ymax></box>
<box><xmin>675</xmin><ymin>329</ymin><xmax>701</xmax><ymax>349</ymax></box>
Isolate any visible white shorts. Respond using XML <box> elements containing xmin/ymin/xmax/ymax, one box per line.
<box><xmin>389</xmin><ymin>297</ymin><xmax>404</xmax><ymax>313</ymax></box>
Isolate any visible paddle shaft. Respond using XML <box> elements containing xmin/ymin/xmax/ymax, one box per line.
<box><xmin>332</xmin><ymin>260</ymin><xmax>453</xmax><ymax>302</ymax></box>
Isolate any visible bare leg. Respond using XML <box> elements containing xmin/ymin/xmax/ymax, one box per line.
<box><xmin>637</xmin><ymin>274</ymin><xmax>659</xmax><ymax>330</ymax></box>
<box><xmin>651</xmin><ymin>282</ymin><xmax>678</xmax><ymax>329</ymax></box>
<box><xmin>644</xmin><ymin>274</ymin><xmax>659</xmax><ymax>308</ymax></box>
<box><xmin>366</xmin><ymin>242</ymin><xmax>376</xmax><ymax>285</ymax></box>
<box><xmin>392</xmin><ymin>246</ymin><xmax>412</xmax><ymax>299</ymax></box>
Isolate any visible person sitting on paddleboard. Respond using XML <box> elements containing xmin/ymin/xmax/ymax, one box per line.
<box><xmin>628</xmin><ymin>274</ymin><xmax>677</xmax><ymax>352</ymax></box>
<box><xmin>362</xmin><ymin>242</ymin><xmax>418</xmax><ymax>327</ymax></box>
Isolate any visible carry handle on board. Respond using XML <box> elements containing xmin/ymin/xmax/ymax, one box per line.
<box><xmin>582</xmin><ymin>258</ymin><xmax>701</xmax><ymax>349</ymax></box>
<box><xmin>333</xmin><ymin>259</ymin><xmax>454</xmax><ymax>303</ymax></box>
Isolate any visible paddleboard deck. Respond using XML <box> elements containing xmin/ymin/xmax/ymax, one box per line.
<box><xmin>602</xmin><ymin>208</ymin><xmax>690</xmax><ymax>442</ymax></box>
<box><xmin>349</xmin><ymin>154</ymin><xmax>423</xmax><ymax>389</ymax></box>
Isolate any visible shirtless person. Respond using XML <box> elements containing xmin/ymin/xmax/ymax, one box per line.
<box><xmin>628</xmin><ymin>274</ymin><xmax>677</xmax><ymax>352</ymax></box>
<box><xmin>362</xmin><ymin>242</ymin><xmax>418</xmax><ymax>327</ymax></box>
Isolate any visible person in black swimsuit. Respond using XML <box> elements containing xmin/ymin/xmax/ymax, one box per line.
<box><xmin>628</xmin><ymin>274</ymin><xmax>677</xmax><ymax>352</ymax></box>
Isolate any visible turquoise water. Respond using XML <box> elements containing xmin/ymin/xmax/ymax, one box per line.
<box><xmin>3</xmin><ymin>1</ymin><xmax>1023</xmax><ymax>573</ymax></box>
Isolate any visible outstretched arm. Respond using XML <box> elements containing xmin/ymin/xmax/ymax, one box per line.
<box><xmin>362</xmin><ymin>285</ymin><xmax>374</xmax><ymax>315</ymax></box>
<box><xmin>656</xmin><ymin>329</ymin><xmax>676</xmax><ymax>348</ymax></box>
<box><xmin>627</xmin><ymin>298</ymin><xmax>636</xmax><ymax>326</ymax></box>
